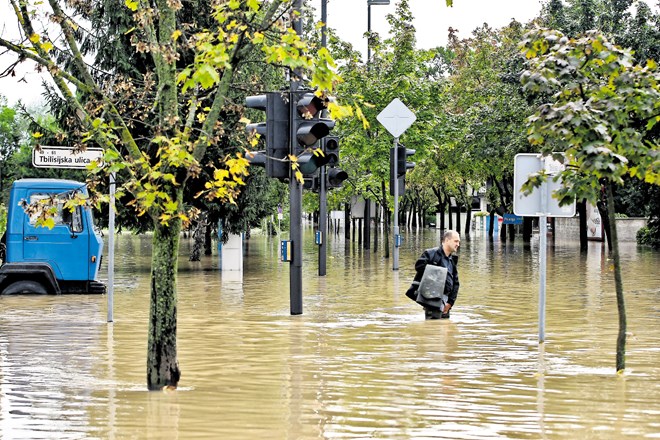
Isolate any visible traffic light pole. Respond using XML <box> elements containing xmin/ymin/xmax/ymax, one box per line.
<box><xmin>318</xmin><ymin>0</ymin><xmax>328</xmax><ymax>277</ymax></box>
<box><xmin>319</xmin><ymin>165</ymin><xmax>327</xmax><ymax>276</ymax></box>
<box><xmin>393</xmin><ymin>137</ymin><xmax>399</xmax><ymax>270</ymax></box>
<box><xmin>289</xmin><ymin>164</ymin><xmax>303</xmax><ymax>315</ymax></box>
<box><xmin>290</xmin><ymin>0</ymin><xmax>303</xmax><ymax>315</ymax></box>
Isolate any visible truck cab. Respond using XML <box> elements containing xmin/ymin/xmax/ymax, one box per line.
<box><xmin>0</xmin><ymin>179</ymin><xmax>105</xmax><ymax>294</ymax></box>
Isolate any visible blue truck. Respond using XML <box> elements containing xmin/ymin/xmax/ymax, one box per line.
<box><xmin>0</xmin><ymin>178</ymin><xmax>105</xmax><ymax>295</ymax></box>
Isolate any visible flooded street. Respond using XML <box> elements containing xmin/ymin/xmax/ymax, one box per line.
<box><xmin>1</xmin><ymin>227</ymin><xmax>659</xmax><ymax>439</ymax></box>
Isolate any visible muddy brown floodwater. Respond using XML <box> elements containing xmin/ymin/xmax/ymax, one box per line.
<box><xmin>1</xmin><ymin>226</ymin><xmax>659</xmax><ymax>439</ymax></box>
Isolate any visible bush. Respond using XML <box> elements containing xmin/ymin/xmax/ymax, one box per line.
<box><xmin>637</xmin><ymin>225</ymin><xmax>660</xmax><ymax>248</ymax></box>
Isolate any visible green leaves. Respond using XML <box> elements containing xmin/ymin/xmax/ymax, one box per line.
<box><xmin>522</xmin><ymin>28</ymin><xmax>660</xmax><ymax>202</ymax></box>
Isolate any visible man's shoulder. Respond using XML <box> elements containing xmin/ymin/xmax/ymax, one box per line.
<box><xmin>422</xmin><ymin>247</ymin><xmax>440</xmax><ymax>257</ymax></box>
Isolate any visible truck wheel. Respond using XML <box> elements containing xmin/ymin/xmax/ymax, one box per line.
<box><xmin>3</xmin><ymin>280</ymin><xmax>48</xmax><ymax>295</ymax></box>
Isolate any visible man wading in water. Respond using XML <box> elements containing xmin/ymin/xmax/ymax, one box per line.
<box><xmin>405</xmin><ymin>230</ymin><xmax>460</xmax><ymax>319</ymax></box>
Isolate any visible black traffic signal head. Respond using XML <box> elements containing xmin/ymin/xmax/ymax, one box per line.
<box><xmin>326</xmin><ymin>168</ymin><xmax>348</xmax><ymax>189</ymax></box>
<box><xmin>323</xmin><ymin>136</ymin><xmax>340</xmax><ymax>167</ymax></box>
<box><xmin>292</xmin><ymin>91</ymin><xmax>336</xmax><ymax>176</ymax></box>
<box><xmin>303</xmin><ymin>175</ymin><xmax>319</xmax><ymax>192</ymax></box>
<box><xmin>397</xmin><ymin>145</ymin><xmax>416</xmax><ymax>177</ymax></box>
<box><xmin>244</xmin><ymin>150</ymin><xmax>267</xmax><ymax>167</ymax></box>
<box><xmin>296</xmin><ymin>151</ymin><xmax>331</xmax><ymax>175</ymax></box>
<box><xmin>244</xmin><ymin>92</ymin><xmax>289</xmax><ymax>181</ymax></box>
<box><xmin>293</xmin><ymin>91</ymin><xmax>335</xmax><ymax>150</ymax></box>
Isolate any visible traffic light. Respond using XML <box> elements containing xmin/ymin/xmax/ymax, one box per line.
<box><xmin>303</xmin><ymin>175</ymin><xmax>319</xmax><ymax>192</ymax></box>
<box><xmin>321</xmin><ymin>135</ymin><xmax>348</xmax><ymax>189</ymax></box>
<box><xmin>397</xmin><ymin>145</ymin><xmax>416</xmax><ymax>177</ymax></box>
<box><xmin>292</xmin><ymin>91</ymin><xmax>334</xmax><ymax>176</ymax></box>
<box><xmin>390</xmin><ymin>145</ymin><xmax>415</xmax><ymax>196</ymax></box>
<box><xmin>245</xmin><ymin>92</ymin><xmax>289</xmax><ymax>180</ymax></box>
<box><xmin>326</xmin><ymin>168</ymin><xmax>348</xmax><ymax>189</ymax></box>
<box><xmin>323</xmin><ymin>136</ymin><xmax>340</xmax><ymax>166</ymax></box>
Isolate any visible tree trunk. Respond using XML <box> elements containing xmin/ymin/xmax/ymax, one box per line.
<box><xmin>373</xmin><ymin>202</ymin><xmax>379</xmax><ymax>253</ymax></box>
<box><xmin>147</xmin><ymin>217</ymin><xmax>182</xmax><ymax>390</ymax></box>
<box><xmin>189</xmin><ymin>213</ymin><xmax>206</xmax><ymax>261</ymax></box>
<box><xmin>382</xmin><ymin>181</ymin><xmax>390</xmax><ymax>259</ymax></box>
<box><xmin>363</xmin><ymin>200</ymin><xmax>370</xmax><ymax>250</ymax></box>
<box><xmin>597</xmin><ymin>187</ymin><xmax>612</xmax><ymax>251</ymax></box>
<box><xmin>204</xmin><ymin>221</ymin><xmax>213</xmax><ymax>256</ymax></box>
<box><xmin>508</xmin><ymin>223</ymin><xmax>515</xmax><ymax>241</ymax></box>
<box><xmin>344</xmin><ymin>204</ymin><xmax>350</xmax><ymax>242</ymax></box>
<box><xmin>464</xmin><ymin>208</ymin><xmax>472</xmax><ymax>238</ymax></box>
<box><xmin>455</xmin><ymin>203</ymin><xmax>461</xmax><ymax>233</ymax></box>
<box><xmin>523</xmin><ymin>217</ymin><xmax>533</xmax><ymax>243</ymax></box>
<box><xmin>606</xmin><ymin>183</ymin><xmax>626</xmax><ymax>373</ymax></box>
<box><xmin>577</xmin><ymin>199</ymin><xmax>588</xmax><ymax>251</ymax></box>
<box><xmin>448</xmin><ymin>206</ymin><xmax>454</xmax><ymax>230</ymax></box>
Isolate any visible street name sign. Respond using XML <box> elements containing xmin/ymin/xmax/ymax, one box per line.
<box><xmin>33</xmin><ymin>146</ymin><xmax>104</xmax><ymax>169</ymax></box>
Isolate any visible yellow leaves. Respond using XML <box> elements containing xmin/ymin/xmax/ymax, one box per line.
<box><xmin>39</xmin><ymin>217</ymin><xmax>56</xmax><ymax>230</ymax></box>
<box><xmin>171</xmin><ymin>30</ymin><xmax>182</xmax><ymax>41</ymax></box>
<box><xmin>251</xmin><ymin>32</ymin><xmax>264</xmax><ymax>44</ymax></box>
<box><xmin>327</xmin><ymin>101</ymin><xmax>353</xmax><ymax>120</ymax></box>
<box><xmin>353</xmin><ymin>104</ymin><xmax>369</xmax><ymax>130</ymax></box>
<box><xmin>29</xmin><ymin>34</ymin><xmax>40</xmax><ymax>44</ymax></box>
<box><xmin>125</xmin><ymin>0</ymin><xmax>138</xmax><ymax>11</ymax></box>
<box><xmin>40</xmin><ymin>41</ymin><xmax>53</xmax><ymax>52</ymax></box>
<box><xmin>32</xmin><ymin>131</ymin><xmax>43</xmax><ymax>139</ymax></box>
<box><xmin>287</xmin><ymin>154</ymin><xmax>304</xmax><ymax>183</ymax></box>
<box><xmin>246</xmin><ymin>0</ymin><xmax>260</xmax><ymax>11</ymax></box>
<box><xmin>163</xmin><ymin>200</ymin><xmax>178</xmax><ymax>212</ymax></box>
<box><xmin>213</xmin><ymin>168</ymin><xmax>230</xmax><ymax>181</ymax></box>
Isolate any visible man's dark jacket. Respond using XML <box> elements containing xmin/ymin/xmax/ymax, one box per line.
<box><xmin>405</xmin><ymin>247</ymin><xmax>459</xmax><ymax>310</ymax></box>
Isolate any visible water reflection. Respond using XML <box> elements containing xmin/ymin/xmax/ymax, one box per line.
<box><xmin>0</xmin><ymin>227</ymin><xmax>658</xmax><ymax>439</ymax></box>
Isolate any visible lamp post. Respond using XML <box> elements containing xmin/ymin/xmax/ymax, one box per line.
<box><xmin>367</xmin><ymin>0</ymin><xmax>390</xmax><ymax>64</ymax></box>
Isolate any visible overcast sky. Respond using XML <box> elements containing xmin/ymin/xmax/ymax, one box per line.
<box><xmin>323</xmin><ymin>0</ymin><xmax>544</xmax><ymax>54</ymax></box>
<box><xmin>0</xmin><ymin>0</ymin><xmax>545</xmax><ymax>106</ymax></box>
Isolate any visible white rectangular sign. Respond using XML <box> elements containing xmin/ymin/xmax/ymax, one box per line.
<box><xmin>32</xmin><ymin>146</ymin><xmax>104</xmax><ymax>169</ymax></box>
<box><xmin>513</xmin><ymin>153</ymin><xmax>576</xmax><ymax>218</ymax></box>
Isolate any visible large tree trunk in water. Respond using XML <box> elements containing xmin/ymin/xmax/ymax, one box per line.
<box><xmin>147</xmin><ymin>219</ymin><xmax>182</xmax><ymax>390</ymax></box>
<box><xmin>606</xmin><ymin>183</ymin><xmax>626</xmax><ymax>373</ymax></box>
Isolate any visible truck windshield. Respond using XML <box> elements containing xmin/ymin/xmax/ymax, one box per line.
<box><xmin>28</xmin><ymin>193</ymin><xmax>83</xmax><ymax>233</ymax></box>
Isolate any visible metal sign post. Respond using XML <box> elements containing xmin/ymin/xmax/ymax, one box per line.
<box><xmin>30</xmin><ymin>145</ymin><xmax>115</xmax><ymax>324</ymax></box>
<box><xmin>377</xmin><ymin>99</ymin><xmax>416</xmax><ymax>271</ymax></box>
<box><xmin>513</xmin><ymin>153</ymin><xmax>576</xmax><ymax>343</ymax></box>
<box><xmin>392</xmin><ymin>137</ymin><xmax>400</xmax><ymax>270</ymax></box>
<box><xmin>107</xmin><ymin>172</ymin><xmax>116</xmax><ymax>323</ymax></box>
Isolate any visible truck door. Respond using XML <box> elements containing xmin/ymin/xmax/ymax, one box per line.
<box><xmin>22</xmin><ymin>192</ymin><xmax>90</xmax><ymax>281</ymax></box>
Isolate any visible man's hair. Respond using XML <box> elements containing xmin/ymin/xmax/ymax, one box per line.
<box><xmin>442</xmin><ymin>230</ymin><xmax>458</xmax><ymax>242</ymax></box>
